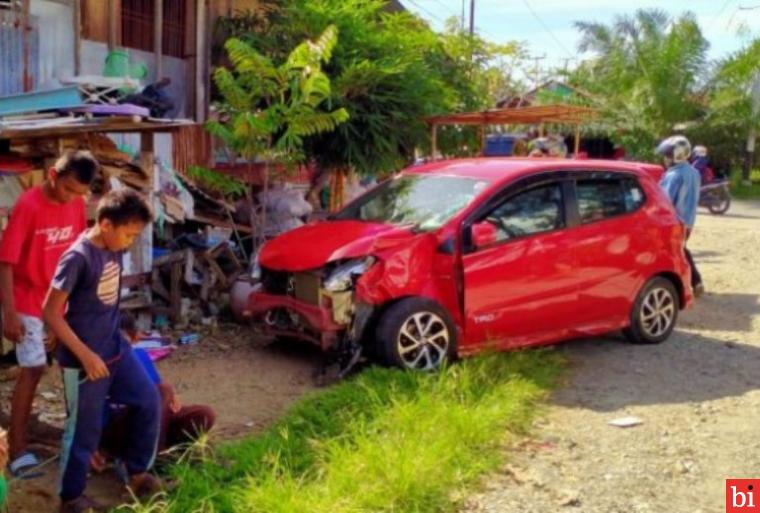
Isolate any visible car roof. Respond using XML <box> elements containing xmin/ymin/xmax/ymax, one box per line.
<box><xmin>404</xmin><ymin>158</ymin><xmax>659</xmax><ymax>186</ymax></box>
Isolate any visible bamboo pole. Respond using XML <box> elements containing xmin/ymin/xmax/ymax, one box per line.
<box><xmin>574</xmin><ymin>124</ymin><xmax>581</xmax><ymax>156</ymax></box>
<box><xmin>154</xmin><ymin>0</ymin><xmax>164</xmax><ymax>80</ymax></box>
<box><xmin>431</xmin><ymin>123</ymin><xmax>438</xmax><ymax>161</ymax></box>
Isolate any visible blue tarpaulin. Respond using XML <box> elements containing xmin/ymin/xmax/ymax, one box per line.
<box><xmin>0</xmin><ymin>86</ymin><xmax>83</xmax><ymax>117</ymax></box>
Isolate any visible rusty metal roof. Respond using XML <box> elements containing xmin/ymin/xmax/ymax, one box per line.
<box><xmin>427</xmin><ymin>104</ymin><xmax>597</xmax><ymax>126</ymax></box>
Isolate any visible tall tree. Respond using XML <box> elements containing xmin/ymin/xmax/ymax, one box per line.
<box><xmin>214</xmin><ymin>2</ymin><xmax>524</xmax><ymax>176</ymax></box>
<box><xmin>570</xmin><ymin>9</ymin><xmax>708</xmax><ymax>159</ymax></box>
<box><xmin>201</xmin><ymin>25</ymin><xmax>348</xmax><ymax>246</ymax></box>
<box><xmin>702</xmin><ymin>39</ymin><xmax>760</xmax><ymax>176</ymax></box>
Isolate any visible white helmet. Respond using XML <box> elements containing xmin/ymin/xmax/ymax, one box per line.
<box><xmin>692</xmin><ymin>145</ymin><xmax>708</xmax><ymax>158</ymax></box>
<box><xmin>656</xmin><ymin>135</ymin><xmax>691</xmax><ymax>163</ymax></box>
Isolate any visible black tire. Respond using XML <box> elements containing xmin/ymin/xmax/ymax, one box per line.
<box><xmin>708</xmin><ymin>194</ymin><xmax>730</xmax><ymax>214</ymax></box>
<box><xmin>623</xmin><ymin>277</ymin><xmax>679</xmax><ymax>344</ymax></box>
<box><xmin>375</xmin><ymin>297</ymin><xmax>457</xmax><ymax>370</ymax></box>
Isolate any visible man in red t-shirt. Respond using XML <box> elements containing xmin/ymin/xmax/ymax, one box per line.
<box><xmin>0</xmin><ymin>150</ymin><xmax>98</xmax><ymax>478</ymax></box>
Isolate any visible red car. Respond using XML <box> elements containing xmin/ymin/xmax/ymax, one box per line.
<box><xmin>233</xmin><ymin>158</ymin><xmax>693</xmax><ymax>371</ymax></box>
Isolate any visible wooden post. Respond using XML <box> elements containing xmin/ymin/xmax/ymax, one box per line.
<box><xmin>195</xmin><ymin>0</ymin><xmax>208</xmax><ymax>122</ymax></box>
<box><xmin>74</xmin><ymin>0</ymin><xmax>82</xmax><ymax>75</ymax></box>
<box><xmin>480</xmin><ymin>125</ymin><xmax>487</xmax><ymax>156</ymax></box>
<box><xmin>538</xmin><ymin>123</ymin><xmax>545</xmax><ymax>137</ymax></box>
<box><xmin>154</xmin><ymin>0</ymin><xmax>163</xmax><ymax>80</ymax></box>
<box><xmin>431</xmin><ymin>123</ymin><xmax>438</xmax><ymax>161</ymax></box>
<box><xmin>107</xmin><ymin>0</ymin><xmax>119</xmax><ymax>50</ymax></box>
<box><xmin>574</xmin><ymin>124</ymin><xmax>581</xmax><ymax>156</ymax></box>
<box><xmin>21</xmin><ymin>0</ymin><xmax>32</xmax><ymax>91</ymax></box>
<box><xmin>138</xmin><ymin>131</ymin><xmax>155</xmax><ymax>297</ymax></box>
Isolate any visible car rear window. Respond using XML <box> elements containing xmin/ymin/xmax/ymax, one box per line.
<box><xmin>576</xmin><ymin>176</ymin><xmax>645</xmax><ymax>223</ymax></box>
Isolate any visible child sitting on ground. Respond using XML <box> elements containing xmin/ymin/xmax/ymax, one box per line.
<box><xmin>92</xmin><ymin>313</ymin><xmax>215</xmax><ymax>471</ymax></box>
<box><xmin>43</xmin><ymin>189</ymin><xmax>162</xmax><ymax>513</ymax></box>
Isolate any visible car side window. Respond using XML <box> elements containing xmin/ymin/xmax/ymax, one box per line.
<box><xmin>622</xmin><ymin>177</ymin><xmax>646</xmax><ymax>211</ymax></box>
<box><xmin>576</xmin><ymin>176</ymin><xmax>646</xmax><ymax>224</ymax></box>
<box><xmin>483</xmin><ymin>183</ymin><xmax>565</xmax><ymax>241</ymax></box>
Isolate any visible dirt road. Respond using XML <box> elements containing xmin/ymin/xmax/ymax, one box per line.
<box><xmin>2</xmin><ymin>328</ymin><xmax>318</xmax><ymax>512</ymax></box>
<box><xmin>463</xmin><ymin>200</ymin><xmax>760</xmax><ymax>513</ymax></box>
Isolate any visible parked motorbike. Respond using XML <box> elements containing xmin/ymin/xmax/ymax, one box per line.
<box><xmin>699</xmin><ymin>178</ymin><xmax>731</xmax><ymax>215</ymax></box>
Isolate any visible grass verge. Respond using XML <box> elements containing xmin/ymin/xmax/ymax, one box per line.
<box><xmin>731</xmin><ymin>169</ymin><xmax>760</xmax><ymax>199</ymax></box>
<box><xmin>121</xmin><ymin>351</ymin><xmax>563</xmax><ymax>513</ymax></box>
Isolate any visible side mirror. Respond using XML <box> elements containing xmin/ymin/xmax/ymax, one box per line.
<box><xmin>471</xmin><ymin>221</ymin><xmax>497</xmax><ymax>249</ymax></box>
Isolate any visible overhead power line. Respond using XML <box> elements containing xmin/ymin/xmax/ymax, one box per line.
<box><xmin>405</xmin><ymin>0</ymin><xmax>447</xmax><ymax>24</ymax></box>
<box><xmin>520</xmin><ymin>0</ymin><xmax>574</xmax><ymax>58</ymax></box>
<box><xmin>706</xmin><ymin>0</ymin><xmax>735</xmax><ymax>31</ymax></box>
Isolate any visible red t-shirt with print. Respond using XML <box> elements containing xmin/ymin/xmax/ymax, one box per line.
<box><xmin>0</xmin><ymin>186</ymin><xmax>87</xmax><ymax>317</ymax></box>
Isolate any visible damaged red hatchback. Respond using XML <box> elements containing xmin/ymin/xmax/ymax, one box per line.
<box><xmin>234</xmin><ymin>158</ymin><xmax>693</xmax><ymax>371</ymax></box>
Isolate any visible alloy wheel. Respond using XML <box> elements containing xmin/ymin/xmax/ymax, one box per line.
<box><xmin>396</xmin><ymin>312</ymin><xmax>450</xmax><ymax>370</ymax></box>
<box><xmin>640</xmin><ymin>286</ymin><xmax>676</xmax><ymax>338</ymax></box>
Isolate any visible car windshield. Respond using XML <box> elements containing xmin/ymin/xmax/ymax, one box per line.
<box><xmin>336</xmin><ymin>174</ymin><xmax>490</xmax><ymax>231</ymax></box>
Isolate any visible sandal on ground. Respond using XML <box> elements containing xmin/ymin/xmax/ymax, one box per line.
<box><xmin>59</xmin><ymin>495</ymin><xmax>106</xmax><ymax>513</ymax></box>
<box><xmin>8</xmin><ymin>451</ymin><xmax>45</xmax><ymax>479</ymax></box>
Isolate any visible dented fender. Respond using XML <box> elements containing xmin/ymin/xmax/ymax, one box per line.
<box><xmin>355</xmin><ymin>233</ymin><xmax>463</xmax><ymax>329</ymax></box>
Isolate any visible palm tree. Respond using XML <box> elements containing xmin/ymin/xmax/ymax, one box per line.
<box><xmin>571</xmin><ymin>9</ymin><xmax>708</xmax><ymax>158</ymax></box>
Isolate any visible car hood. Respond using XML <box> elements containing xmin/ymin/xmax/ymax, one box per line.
<box><xmin>259</xmin><ymin>220</ymin><xmax>419</xmax><ymax>271</ymax></box>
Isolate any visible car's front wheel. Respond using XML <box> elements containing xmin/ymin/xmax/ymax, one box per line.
<box><xmin>375</xmin><ymin>298</ymin><xmax>457</xmax><ymax>371</ymax></box>
<box><xmin>624</xmin><ymin>277</ymin><xmax>679</xmax><ymax>344</ymax></box>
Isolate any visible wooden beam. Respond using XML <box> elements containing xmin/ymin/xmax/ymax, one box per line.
<box><xmin>195</xmin><ymin>0</ymin><xmax>208</xmax><ymax>122</ymax></box>
<box><xmin>574</xmin><ymin>124</ymin><xmax>581</xmax><ymax>156</ymax></box>
<box><xmin>107</xmin><ymin>0</ymin><xmax>119</xmax><ymax>50</ymax></box>
<box><xmin>21</xmin><ymin>0</ymin><xmax>32</xmax><ymax>92</ymax></box>
<box><xmin>154</xmin><ymin>0</ymin><xmax>163</xmax><ymax>80</ymax></box>
<box><xmin>74</xmin><ymin>0</ymin><xmax>82</xmax><ymax>74</ymax></box>
<box><xmin>431</xmin><ymin>123</ymin><xmax>438</xmax><ymax>161</ymax></box>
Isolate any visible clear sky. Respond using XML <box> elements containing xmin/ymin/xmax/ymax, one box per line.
<box><xmin>402</xmin><ymin>0</ymin><xmax>759</xmax><ymax>75</ymax></box>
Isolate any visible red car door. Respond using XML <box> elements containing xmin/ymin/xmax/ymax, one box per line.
<box><xmin>461</xmin><ymin>179</ymin><xmax>579</xmax><ymax>351</ymax></box>
<box><xmin>567</xmin><ymin>172</ymin><xmax>650</xmax><ymax>333</ymax></box>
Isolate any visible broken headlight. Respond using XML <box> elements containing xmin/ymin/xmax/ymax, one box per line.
<box><xmin>323</xmin><ymin>256</ymin><xmax>376</xmax><ymax>292</ymax></box>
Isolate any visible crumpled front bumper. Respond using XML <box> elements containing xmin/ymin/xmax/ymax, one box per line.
<box><xmin>240</xmin><ymin>285</ymin><xmax>347</xmax><ymax>350</ymax></box>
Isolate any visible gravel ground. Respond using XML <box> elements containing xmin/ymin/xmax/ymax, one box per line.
<box><xmin>2</xmin><ymin>326</ymin><xmax>318</xmax><ymax>512</ymax></box>
<box><xmin>462</xmin><ymin>200</ymin><xmax>760</xmax><ymax>513</ymax></box>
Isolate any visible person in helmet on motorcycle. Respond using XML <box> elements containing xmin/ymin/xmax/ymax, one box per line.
<box><xmin>656</xmin><ymin>135</ymin><xmax>704</xmax><ymax>296</ymax></box>
<box><xmin>690</xmin><ymin>145</ymin><xmax>715</xmax><ymax>184</ymax></box>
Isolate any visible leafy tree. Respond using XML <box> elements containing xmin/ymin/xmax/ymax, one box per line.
<box><xmin>568</xmin><ymin>9</ymin><xmax>708</xmax><ymax>159</ymax></box>
<box><xmin>696</xmin><ymin>39</ymin><xmax>760</xmax><ymax>175</ymax></box>
<box><xmin>213</xmin><ymin>1</ymin><xmax>524</xmax><ymax>179</ymax></box>
<box><xmin>204</xmin><ymin>25</ymin><xmax>348</xmax><ymax>246</ymax></box>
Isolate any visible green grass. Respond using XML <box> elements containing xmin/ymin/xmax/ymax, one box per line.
<box><xmin>730</xmin><ymin>168</ymin><xmax>760</xmax><ymax>199</ymax></box>
<box><xmin>120</xmin><ymin>351</ymin><xmax>563</xmax><ymax>513</ymax></box>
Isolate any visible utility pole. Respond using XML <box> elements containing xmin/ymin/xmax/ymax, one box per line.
<box><xmin>469</xmin><ymin>0</ymin><xmax>475</xmax><ymax>36</ymax></box>
<box><xmin>532</xmin><ymin>54</ymin><xmax>546</xmax><ymax>88</ymax></box>
<box><xmin>743</xmin><ymin>70</ymin><xmax>760</xmax><ymax>184</ymax></box>
<box><xmin>561</xmin><ymin>58</ymin><xmax>576</xmax><ymax>73</ymax></box>
<box><xmin>461</xmin><ymin>0</ymin><xmax>466</xmax><ymax>31</ymax></box>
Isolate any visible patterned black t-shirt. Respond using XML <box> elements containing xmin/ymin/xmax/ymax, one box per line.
<box><xmin>51</xmin><ymin>234</ymin><xmax>129</xmax><ymax>368</ymax></box>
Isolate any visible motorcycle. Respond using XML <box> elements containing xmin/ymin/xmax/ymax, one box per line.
<box><xmin>699</xmin><ymin>178</ymin><xmax>731</xmax><ymax>215</ymax></box>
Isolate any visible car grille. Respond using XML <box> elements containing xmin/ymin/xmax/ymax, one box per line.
<box><xmin>261</xmin><ymin>267</ymin><xmax>321</xmax><ymax>306</ymax></box>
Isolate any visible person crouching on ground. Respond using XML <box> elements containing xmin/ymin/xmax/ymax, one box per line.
<box><xmin>43</xmin><ymin>189</ymin><xmax>164</xmax><ymax>513</ymax></box>
<box><xmin>91</xmin><ymin>313</ymin><xmax>215</xmax><ymax>472</ymax></box>
<box><xmin>656</xmin><ymin>135</ymin><xmax>704</xmax><ymax>296</ymax></box>
<box><xmin>0</xmin><ymin>150</ymin><xmax>97</xmax><ymax>479</ymax></box>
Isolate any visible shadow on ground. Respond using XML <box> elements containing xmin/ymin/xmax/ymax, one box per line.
<box><xmin>550</xmin><ymin>329</ymin><xmax>760</xmax><ymax>412</ymax></box>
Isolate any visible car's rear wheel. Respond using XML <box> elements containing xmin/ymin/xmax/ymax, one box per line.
<box><xmin>375</xmin><ymin>298</ymin><xmax>456</xmax><ymax>371</ymax></box>
<box><xmin>624</xmin><ymin>277</ymin><xmax>679</xmax><ymax>344</ymax></box>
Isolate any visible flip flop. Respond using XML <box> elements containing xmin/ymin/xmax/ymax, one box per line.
<box><xmin>8</xmin><ymin>451</ymin><xmax>45</xmax><ymax>479</ymax></box>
